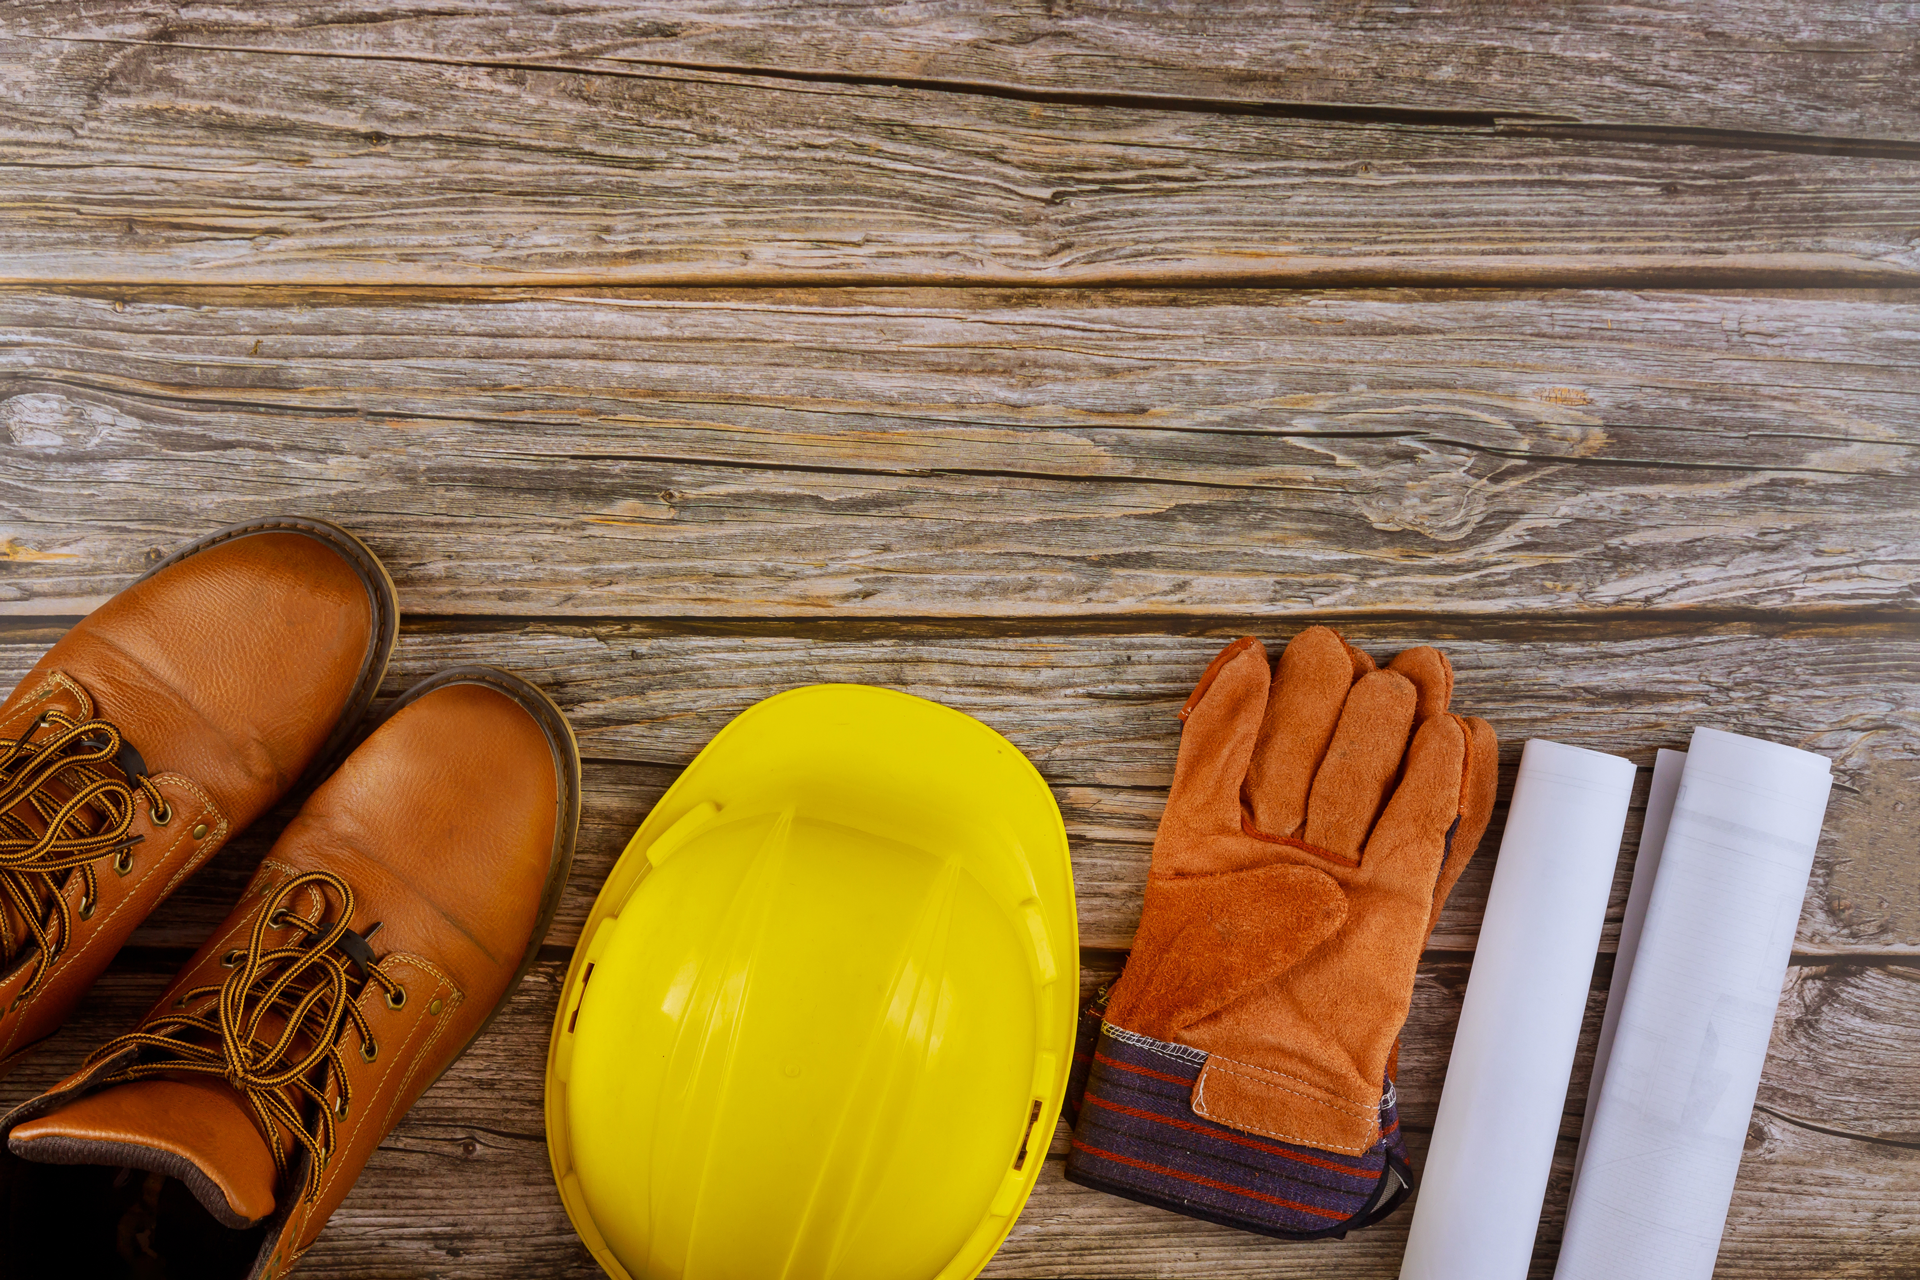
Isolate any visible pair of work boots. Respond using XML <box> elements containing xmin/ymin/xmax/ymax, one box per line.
<box><xmin>0</xmin><ymin>518</ymin><xmax>580</xmax><ymax>1280</ymax></box>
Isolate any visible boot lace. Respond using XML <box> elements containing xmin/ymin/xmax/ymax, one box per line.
<box><xmin>84</xmin><ymin>871</ymin><xmax>404</xmax><ymax>1203</ymax></box>
<box><xmin>0</xmin><ymin>708</ymin><xmax>165</xmax><ymax>1001</ymax></box>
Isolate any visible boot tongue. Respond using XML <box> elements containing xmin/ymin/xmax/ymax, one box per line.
<box><xmin>8</xmin><ymin>1077</ymin><xmax>278</xmax><ymax>1228</ymax></box>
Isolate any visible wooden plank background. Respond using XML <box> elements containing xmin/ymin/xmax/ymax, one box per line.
<box><xmin>1</xmin><ymin>3</ymin><xmax>1915</xmax><ymax>1278</ymax></box>
<box><xmin>4</xmin><ymin>288</ymin><xmax>1916</xmax><ymax>617</ymax></box>
<box><xmin>4</xmin><ymin>6</ymin><xmax>1920</xmax><ymax>287</ymax></box>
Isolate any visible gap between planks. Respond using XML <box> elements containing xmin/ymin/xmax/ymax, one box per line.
<box><xmin>3</xmin><ymin>612</ymin><xmax>1917</xmax><ymax>644</ymax></box>
<box><xmin>42</xmin><ymin>32</ymin><xmax>1920</xmax><ymax>162</ymax></box>
<box><xmin>6</xmin><ymin>37</ymin><xmax>1920</xmax><ymax>289</ymax></box>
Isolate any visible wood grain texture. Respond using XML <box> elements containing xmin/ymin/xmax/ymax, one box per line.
<box><xmin>4</xmin><ymin>953</ymin><xmax>1910</xmax><ymax>1279</ymax></box>
<box><xmin>2</xmin><ymin>624</ymin><xmax>1910</xmax><ymax>955</ymax></box>
<box><xmin>5</xmin><ymin>287</ymin><xmax>1918</xmax><ymax>617</ymax></box>
<box><xmin>2</xmin><ymin>33</ymin><xmax>1918</xmax><ymax>287</ymax></box>
<box><xmin>8</xmin><ymin>0</ymin><xmax>1920</xmax><ymax>141</ymax></box>
<box><xmin>2</xmin><ymin>1</ymin><xmax>1913</xmax><ymax>1270</ymax></box>
<box><xmin>1760</xmin><ymin>962</ymin><xmax>1920</xmax><ymax>1140</ymax></box>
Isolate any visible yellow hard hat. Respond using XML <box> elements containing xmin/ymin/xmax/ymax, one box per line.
<box><xmin>545</xmin><ymin>684</ymin><xmax>1077</xmax><ymax>1280</ymax></box>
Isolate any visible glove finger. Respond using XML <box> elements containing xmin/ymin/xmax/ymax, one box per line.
<box><xmin>1245</xmin><ymin>626</ymin><xmax>1359</xmax><ymax>839</ymax></box>
<box><xmin>1162</xmin><ymin>637</ymin><xmax>1270</xmax><ymax>856</ymax></box>
<box><xmin>1387</xmin><ymin>645</ymin><xmax>1453</xmax><ymax>724</ymax></box>
<box><xmin>1304</xmin><ymin>668</ymin><xmax>1417</xmax><ymax>862</ymax></box>
<box><xmin>1360</xmin><ymin>713</ymin><xmax>1467</xmax><ymax>892</ymax></box>
<box><xmin>1425</xmin><ymin>714</ymin><xmax>1498</xmax><ymax>937</ymax></box>
<box><xmin>1344</xmin><ymin>633</ymin><xmax>1379</xmax><ymax>677</ymax></box>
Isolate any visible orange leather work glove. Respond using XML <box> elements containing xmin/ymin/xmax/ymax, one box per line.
<box><xmin>1066</xmin><ymin>627</ymin><xmax>1496</xmax><ymax>1237</ymax></box>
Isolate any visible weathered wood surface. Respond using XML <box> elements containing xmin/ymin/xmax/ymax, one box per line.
<box><xmin>2</xmin><ymin>34</ymin><xmax>1918</xmax><ymax>287</ymax></box>
<box><xmin>5</xmin><ymin>287</ymin><xmax>1918</xmax><ymax>617</ymax></box>
<box><xmin>0</xmin><ymin>625</ymin><xmax>1905</xmax><ymax>957</ymax></box>
<box><xmin>5</xmin><ymin>951</ymin><xmax>1911</xmax><ymax>1279</ymax></box>
<box><xmin>5</xmin><ymin>2</ymin><xmax>1916</xmax><ymax>1273</ymax></box>
<box><xmin>11</xmin><ymin>0</ymin><xmax>1920</xmax><ymax>140</ymax></box>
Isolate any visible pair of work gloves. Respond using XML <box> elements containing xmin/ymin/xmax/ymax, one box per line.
<box><xmin>1064</xmin><ymin>626</ymin><xmax>1497</xmax><ymax>1238</ymax></box>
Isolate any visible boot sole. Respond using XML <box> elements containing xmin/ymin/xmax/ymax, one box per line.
<box><xmin>367</xmin><ymin>665</ymin><xmax>582</xmax><ymax>1093</ymax></box>
<box><xmin>138</xmin><ymin>515</ymin><xmax>401</xmax><ymax>788</ymax></box>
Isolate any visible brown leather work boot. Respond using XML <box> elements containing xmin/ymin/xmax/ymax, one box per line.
<box><xmin>0</xmin><ymin>518</ymin><xmax>396</xmax><ymax>1076</ymax></box>
<box><xmin>0</xmin><ymin>666</ymin><xmax>580</xmax><ymax>1279</ymax></box>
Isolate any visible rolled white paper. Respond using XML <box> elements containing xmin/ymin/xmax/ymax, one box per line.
<box><xmin>1572</xmin><ymin>746</ymin><xmax>1686</xmax><ymax>1189</ymax></box>
<box><xmin>1399</xmin><ymin>738</ymin><xmax>1636</xmax><ymax>1280</ymax></box>
<box><xmin>1554</xmin><ymin>728</ymin><xmax>1832</xmax><ymax>1280</ymax></box>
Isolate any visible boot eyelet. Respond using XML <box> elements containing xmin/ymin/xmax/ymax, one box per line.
<box><xmin>150</xmin><ymin>801</ymin><xmax>171</xmax><ymax>826</ymax></box>
<box><xmin>334</xmin><ymin>1096</ymin><xmax>349</xmax><ymax>1118</ymax></box>
<box><xmin>361</xmin><ymin>1039</ymin><xmax>378</xmax><ymax>1064</ymax></box>
<box><xmin>386</xmin><ymin>987</ymin><xmax>406</xmax><ymax>1011</ymax></box>
<box><xmin>114</xmin><ymin>849</ymin><xmax>135</xmax><ymax>876</ymax></box>
<box><xmin>78</xmin><ymin>896</ymin><xmax>95</xmax><ymax>920</ymax></box>
<box><xmin>268</xmin><ymin>910</ymin><xmax>290</xmax><ymax>929</ymax></box>
<box><xmin>221</xmin><ymin>950</ymin><xmax>243</xmax><ymax>968</ymax></box>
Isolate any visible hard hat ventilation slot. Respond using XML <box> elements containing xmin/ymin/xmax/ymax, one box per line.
<box><xmin>567</xmin><ymin>963</ymin><xmax>595</xmax><ymax>1035</ymax></box>
<box><xmin>1011</xmin><ymin>1098</ymin><xmax>1045</xmax><ymax>1172</ymax></box>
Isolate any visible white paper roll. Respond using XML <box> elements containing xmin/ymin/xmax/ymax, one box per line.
<box><xmin>1572</xmin><ymin>746</ymin><xmax>1686</xmax><ymax>1190</ymax></box>
<box><xmin>1399</xmin><ymin>738</ymin><xmax>1636</xmax><ymax>1280</ymax></box>
<box><xmin>1554</xmin><ymin>728</ymin><xmax>1832</xmax><ymax>1280</ymax></box>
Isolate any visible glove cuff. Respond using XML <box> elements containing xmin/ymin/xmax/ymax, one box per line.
<box><xmin>1065</xmin><ymin>1019</ymin><xmax>1412</xmax><ymax>1240</ymax></box>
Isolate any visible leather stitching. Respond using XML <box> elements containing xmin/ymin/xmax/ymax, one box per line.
<box><xmin>1100</xmin><ymin>1021</ymin><xmax>1382</xmax><ymax>1153</ymax></box>
<box><xmin>305</xmin><ymin>954</ymin><xmax>463</xmax><ymax>1218</ymax></box>
<box><xmin>1195</xmin><ymin>1053</ymin><xmax>1378</xmax><ymax>1120</ymax></box>
<box><xmin>0</xmin><ymin>672</ymin><xmax>92</xmax><ymax>733</ymax></box>
<box><xmin>44</xmin><ymin>672</ymin><xmax>92</xmax><ymax>718</ymax></box>
<box><xmin>152</xmin><ymin>775</ymin><xmax>227</xmax><ymax>897</ymax></box>
<box><xmin>54</xmin><ymin>782</ymin><xmax>213</xmax><ymax>976</ymax></box>
<box><xmin>1190</xmin><ymin>1057</ymin><xmax>1380</xmax><ymax>1155</ymax></box>
<box><xmin>392</xmin><ymin>1008</ymin><xmax>458</xmax><ymax>1137</ymax></box>
<box><xmin>308</xmin><ymin>980</ymin><xmax>423</xmax><ymax>1210</ymax></box>
<box><xmin>251</xmin><ymin>859</ymin><xmax>303</xmax><ymax>899</ymax></box>
<box><xmin>278</xmin><ymin>1201</ymin><xmax>312</xmax><ymax>1277</ymax></box>
<box><xmin>377</xmin><ymin>961</ymin><xmax>464</xmax><ymax>1136</ymax></box>
<box><xmin>1099</xmin><ymin>1020</ymin><xmax>1209</xmax><ymax>1066</ymax></box>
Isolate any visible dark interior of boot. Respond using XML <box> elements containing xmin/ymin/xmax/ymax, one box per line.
<box><xmin>0</xmin><ymin>1156</ymin><xmax>265</xmax><ymax>1280</ymax></box>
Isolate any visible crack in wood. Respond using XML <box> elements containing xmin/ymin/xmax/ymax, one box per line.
<box><xmin>37</xmin><ymin>33</ymin><xmax>1920</xmax><ymax>163</ymax></box>
<box><xmin>1753</xmin><ymin>1104</ymin><xmax>1920</xmax><ymax>1151</ymax></box>
<box><xmin>39</xmin><ymin>34</ymin><xmax>1531</xmax><ymax>127</ymax></box>
<box><xmin>6</xmin><ymin>612</ymin><xmax>1917</xmax><ymax>642</ymax></box>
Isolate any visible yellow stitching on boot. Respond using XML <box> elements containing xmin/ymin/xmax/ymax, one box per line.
<box><xmin>59</xmin><ymin>787</ymin><xmax>210</xmax><ymax>971</ymax></box>
<box><xmin>149</xmin><ymin>777</ymin><xmax>227</xmax><ymax>896</ymax></box>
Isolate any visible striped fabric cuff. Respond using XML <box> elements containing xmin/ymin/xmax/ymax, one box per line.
<box><xmin>1065</xmin><ymin>1014</ymin><xmax>1412</xmax><ymax>1240</ymax></box>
